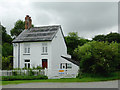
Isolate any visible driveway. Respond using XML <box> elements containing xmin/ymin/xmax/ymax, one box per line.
<box><xmin>2</xmin><ymin>80</ymin><xmax>118</xmax><ymax>88</ymax></box>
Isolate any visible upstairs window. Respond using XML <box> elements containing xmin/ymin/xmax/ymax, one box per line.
<box><xmin>24</xmin><ymin>43</ymin><xmax>30</xmax><ymax>54</ymax></box>
<box><xmin>42</xmin><ymin>43</ymin><xmax>47</xmax><ymax>54</ymax></box>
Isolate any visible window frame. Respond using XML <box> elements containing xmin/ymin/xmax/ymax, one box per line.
<box><xmin>24</xmin><ymin>59</ymin><xmax>30</xmax><ymax>69</ymax></box>
<box><xmin>60</xmin><ymin>63</ymin><xmax>72</xmax><ymax>69</ymax></box>
<box><xmin>42</xmin><ymin>43</ymin><xmax>48</xmax><ymax>54</ymax></box>
<box><xmin>24</xmin><ymin>43</ymin><xmax>30</xmax><ymax>54</ymax></box>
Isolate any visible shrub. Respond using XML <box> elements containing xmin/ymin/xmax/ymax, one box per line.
<box><xmin>12</xmin><ymin>71</ymin><xmax>17</xmax><ymax>76</ymax></box>
<box><xmin>28</xmin><ymin>69</ymin><xmax>35</xmax><ymax>76</ymax></box>
<box><xmin>74</xmin><ymin>41</ymin><xmax>120</xmax><ymax>76</ymax></box>
<box><xmin>36</xmin><ymin>66</ymin><xmax>43</xmax><ymax>69</ymax></box>
<box><xmin>2</xmin><ymin>75</ymin><xmax>48</xmax><ymax>81</ymax></box>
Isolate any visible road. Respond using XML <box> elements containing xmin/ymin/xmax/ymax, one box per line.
<box><xmin>2</xmin><ymin>80</ymin><xmax>119</xmax><ymax>88</ymax></box>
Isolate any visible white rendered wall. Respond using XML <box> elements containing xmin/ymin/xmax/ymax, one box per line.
<box><xmin>13</xmin><ymin>41</ymin><xmax>51</xmax><ymax>69</ymax></box>
<box><xmin>49</xmin><ymin>28</ymin><xmax>79</xmax><ymax>78</ymax></box>
<box><xmin>13</xmin><ymin>43</ymin><xmax>18</xmax><ymax>68</ymax></box>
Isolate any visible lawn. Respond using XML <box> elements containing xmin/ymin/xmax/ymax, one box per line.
<box><xmin>1</xmin><ymin>71</ymin><xmax>120</xmax><ymax>85</ymax></box>
<box><xmin>1</xmin><ymin>75</ymin><xmax>120</xmax><ymax>85</ymax></box>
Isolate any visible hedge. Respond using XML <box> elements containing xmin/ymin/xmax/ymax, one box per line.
<box><xmin>2</xmin><ymin>75</ymin><xmax>48</xmax><ymax>81</ymax></box>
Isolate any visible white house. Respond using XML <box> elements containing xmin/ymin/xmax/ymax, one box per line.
<box><xmin>12</xmin><ymin>15</ymin><xmax>79</xmax><ymax>78</ymax></box>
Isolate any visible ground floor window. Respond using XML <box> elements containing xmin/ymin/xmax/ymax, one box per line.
<box><xmin>24</xmin><ymin>59</ymin><xmax>30</xmax><ymax>69</ymax></box>
<box><xmin>60</xmin><ymin>63</ymin><xmax>72</xmax><ymax>69</ymax></box>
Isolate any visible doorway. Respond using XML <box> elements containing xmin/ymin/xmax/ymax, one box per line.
<box><xmin>42</xmin><ymin>59</ymin><xmax>48</xmax><ymax>68</ymax></box>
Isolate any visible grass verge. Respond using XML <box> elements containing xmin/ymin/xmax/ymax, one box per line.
<box><xmin>1</xmin><ymin>72</ymin><xmax>120</xmax><ymax>85</ymax></box>
<box><xmin>2</xmin><ymin>76</ymin><xmax>120</xmax><ymax>85</ymax></box>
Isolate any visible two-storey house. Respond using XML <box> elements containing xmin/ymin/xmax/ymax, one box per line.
<box><xmin>12</xmin><ymin>15</ymin><xmax>79</xmax><ymax>78</ymax></box>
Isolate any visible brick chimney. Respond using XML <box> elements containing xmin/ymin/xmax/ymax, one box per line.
<box><xmin>25</xmin><ymin>15</ymin><xmax>32</xmax><ymax>29</ymax></box>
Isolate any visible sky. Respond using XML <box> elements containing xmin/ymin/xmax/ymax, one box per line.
<box><xmin>0</xmin><ymin>1</ymin><xmax>118</xmax><ymax>40</ymax></box>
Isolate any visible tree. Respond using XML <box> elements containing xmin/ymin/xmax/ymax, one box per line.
<box><xmin>2</xmin><ymin>26</ymin><xmax>12</xmax><ymax>44</ymax></box>
<box><xmin>92</xmin><ymin>35</ymin><xmax>105</xmax><ymax>42</ymax></box>
<box><xmin>92</xmin><ymin>32</ymin><xmax>120</xmax><ymax>43</ymax></box>
<box><xmin>65</xmin><ymin>32</ymin><xmax>80</xmax><ymax>56</ymax></box>
<box><xmin>74</xmin><ymin>41</ymin><xmax>119</xmax><ymax>76</ymax></box>
<box><xmin>65</xmin><ymin>32</ymin><xmax>89</xmax><ymax>59</ymax></box>
<box><xmin>2</xmin><ymin>56</ymin><xmax>13</xmax><ymax>70</ymax></box>
<box><xmin>1</xmin><ymin>25</ymin><xmax>13</xmax><ymax>57</ymax></box>
<box><xmin>1</xmin><ymin>25</ymin><xmax>13</xmax><ymax>69</ymax></box>
<box><xmin>10</xmin><ymin>20</ymin><xmax>25</xmax><ymax>38</ymax></box>
<box><xmin>105</xmin><ymin>32</ymin><xmax>120</xmax><ymax>43</ymax></box>
<box><xmin>10</xmin><ymin>20</ymin><xmax>34</xmax><ymax>38</ymax></box>
<box><xmin>2</xmin><ymin>43</ymin><xmax>13</xmax><ymax>57</ymax></box>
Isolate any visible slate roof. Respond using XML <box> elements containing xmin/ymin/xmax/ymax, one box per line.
<box><xmin>61</xmin><ymin>56</ymin><xmax>80</xmax><ymax>66</ymax></box>
<box><xmin>12</xmin><ymin>25</ymin><xmax>61</xmax><ymax>43</ymax></box>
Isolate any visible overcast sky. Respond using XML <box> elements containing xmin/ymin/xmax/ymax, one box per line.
<box><xmin>0</xmin><ymin>1</ymin><xmax>118</xmax><ymax>39</ymax></box>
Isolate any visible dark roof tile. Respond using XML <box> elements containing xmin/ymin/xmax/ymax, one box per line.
<box><xmin>12</xmin><ymin>25</ymin><xmax>60</xmax><ymax>43</ymax></box>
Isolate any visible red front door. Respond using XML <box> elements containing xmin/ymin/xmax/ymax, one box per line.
<box><xmin>42</xmin><ymin>59</ymin><xmax>47</xmax><ymax>68</ymax></box>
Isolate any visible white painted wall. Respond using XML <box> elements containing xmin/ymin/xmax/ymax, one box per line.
<box><xmin>13</xmin><ymin>42</ymin><xmax>51</xmax><ymax>69</ymax></box>
<box><xmin>13</xmin><ymin>27</ymin><xmax>79</xmax><ymax>78</ymax></box>
<box><xmin>49</xmin><ymin>28</ymin><xmax>79</xmax><ymax>78</ymax></box>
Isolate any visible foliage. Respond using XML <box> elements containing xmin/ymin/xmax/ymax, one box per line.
<box><xmin>65</xmin><ymin>32</ymin><xmax>89</xmax><ymax>59</ymax></box>
<box><xmin>93</xmin><ymin>32</ymin><xmax>120</xmax><ymax>43</ymax></box>
<box><xmin>36</xmin><ymin>66</ymin><xmax>43</xmax><ymax>69</ymax></box>
<box><xmin>2</xmin><ymin>56</ymin><xmax>13</xmax><ymax>70</ymax></box>
<box><xmin>92</xmin><ymin>35</ymin><xmax>105</xmax><ymax>41</ymax></box>
<box><xmin>12</xmin><ymin>71</ymin><xmax>18</xmax><ymax>76</ymax></box>
<box><xmin>2</xmin><ymin>25</ymin><xmax>13</xmax><ymax>57</ymax></box>
<box><xmin>10</xmin><ymin>20</ymin><xmax>34</xmax><ymax>38</ymax></box>
<box><xmin>2</xmin><ymin>72</ymin><xmax>120</xmax><ymax>85</ymax></box>
<box><xmin>2</xmin><ymin>75</ymin><xmax>48</xmax><ymax>81</ymax></box>
<box><xmin>2</xmin><ymin>26</ymin><xmax>12</xmax><ymax>44</ymax></box>
<box><xmin>74</xmin><ymin>41</ymin><xmax>120</xmax><ymax>75</ymax></box>
<box><xmin>105</xmin><ymin>32</ymin><xmax>120</xmax><ymax>43</ymax></box>
<box><xmin>28</xmin><ymin>69</ymin><xmax>35</xmax><ymax>76</ymax></box>
<box><xmin>32</xmin><ymin>66</ymin><xmax>43</xmax><ymax>70</ymax></box>
<box><xmin>2</xmin><ymin>43</ymin><xmax>13</xmax><ymax>57</ymax></box>
<box><xmin>10</xmin><ymin>20</ymin><xmax>25</xmax><ymax>38</ymax></box>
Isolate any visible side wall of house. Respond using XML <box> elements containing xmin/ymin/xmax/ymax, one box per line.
<box><xmin>49</xmin><ymin>28</ymin><xmax>79</xmax><ymax>78</ymax></box>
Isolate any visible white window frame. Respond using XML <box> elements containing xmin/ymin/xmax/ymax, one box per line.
<box><xmin>60</xmin><ymin>63</ymin><xmax>72</xmax><ymax>69</ymax></box>
<box><xmin>24</xmin><ymin>43</ymin><xmax>30</xmax><ymax>54</ymax></box>
<box><xmin>24</xmin><ymin>59</ymin><xmax>30</xmax><ymax>69</ymax></box>
<box><xmin>42</xmin><ymin>43</ymin><xmax>48</xmax><ymax>54</ymax></box>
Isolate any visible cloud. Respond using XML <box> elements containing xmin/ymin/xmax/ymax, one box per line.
<box><xmin>0</xmin><ymin>2</ymin><xmax>118</xmax><ymax>39</ymax></box>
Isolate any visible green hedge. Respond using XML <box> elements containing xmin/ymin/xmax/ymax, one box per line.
<box><xmin>2</xmin><ymin>75</ymin><xmax>48</xmax><ymax>81</ymax></box>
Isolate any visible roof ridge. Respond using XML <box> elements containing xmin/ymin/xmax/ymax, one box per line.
<box><xmin>32</xmin><ymin>25</ymin><xmax>61</xmax><ymax>28</ymax></box>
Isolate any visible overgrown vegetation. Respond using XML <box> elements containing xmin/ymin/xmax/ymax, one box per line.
<box><xmin>65</xmin><ymin>32</ymin><xmax>89</xmax><ymax>60</ymax></box>
<box><xmin>65</xmin><ymin>32</ymin><xmax>120</xmax><ymax>77</ymax></box>
<box><xmin>74</xmin><ymin>41</ymin><xmax>120</xmax><ymax>76</ymax></box>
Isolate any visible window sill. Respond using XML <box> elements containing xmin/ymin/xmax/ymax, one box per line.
<box><xmin>41</xmin><ymin>53</ymin><xmax>48</xmax><ymax>55</ymax></box>
<box><xmin>23</xmin><ymin>53</ymin><xmax>30</xmax><ymax>55</ymax></box>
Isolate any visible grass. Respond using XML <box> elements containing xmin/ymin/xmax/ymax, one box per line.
<box><xmin>1</xmin><ymin>72</ymin><xmax>120</xmax><ymax>85</ymax></box>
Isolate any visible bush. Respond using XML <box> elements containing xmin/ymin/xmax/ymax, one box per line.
<box><xmin>74</xmin><ymin>41</ymin><xmax>120</xmax><ymax>76</ymax></box>
<box><xmin>28</xmin><ymin>69</ymin><xmax>35</xmax><ymax>76</ymax></box>
<box><xmin>12</xmin><ymin>71</ymin><xmax>17</xmax><ymax>76</ymax></box>
<box><xmin>2</xmin><ymin>56</ymin><xmax>13</xmax><ymax>70</ymax></box>
<box><xmin>2</xmin><ymin>75</ymin><xmax>48</xmax><ymax>81</ymax></box>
